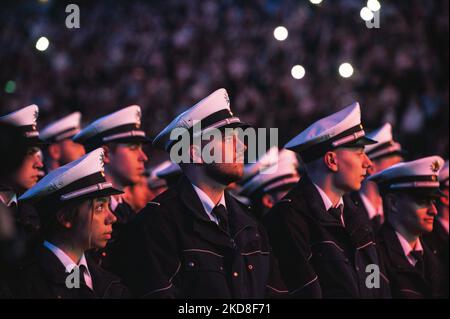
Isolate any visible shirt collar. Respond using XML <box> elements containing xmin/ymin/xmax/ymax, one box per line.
<box><xmin>360</xmin><ymin>192</ymin><xmax>383</xmax><ymax>220</ymax></box>
<box><xmin>312</xmin><ymin>182</ymin><xmax>344</xmax><ymax>211</ymax></box>
<box><xmin>0</xmin><ymin>192</ymin><xmax>17</xmax><ymax>207</ymax></box>
<box><xmin>191</xmin><ymin>183</ymin><xmax>226</xmax><ymax>222</ymax></box>
<box><xmin>109</xmin><ymin>195</ymin><xmax>123</xmax><ymax>212</ymax></box>
<box><xmin>395</xmin><ymin>231</ymin><xmax>423</xmax><ymax>258</ymax></box>
<box><xmin>43</xmin><ymin>240</ymin><xmax>91</xmax><ymax>277</ymax></box>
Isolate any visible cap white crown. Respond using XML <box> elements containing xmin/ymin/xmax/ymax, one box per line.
<box><xmin>285</xmin><ymin>102</ymin><xmax>362</xmax><ymax>151</ymax></box>
<box><xmin>369</xmin><ymin>156</ymin><xmax>444</xmax><ymax>184</ymax></box>
<box><xmin>73</xmin><ymin>105</ymin><xmax>141</xmax><ymax>141</ymax></box>
<box><xmin>153</xmin><ymin>88</ymin><xmax>240</xmax><ymax>151</ymax></box>
<box><xmin>19</xmin><ymin>148</ymin><xmax>106</xmax><ymax>201</ymax></box>
<box><xmin>0</xmin><ymin>104</ymin><xmax>39</xmax><ymax>127</ymax></box>
<box><xmin>365</xmin><ymin>123</ymin><xmax>394</xmax><ymax>153</ymax></box>
<box><xmin>40</xmin><ymin>112</ymin><xmax>82</xmax><ymax>141</ymax></box>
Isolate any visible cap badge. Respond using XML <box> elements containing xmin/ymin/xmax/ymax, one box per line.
<box><xmin>33</xmin><ymin>110</ymin><xmax>38</xmax><ymax>123</ymax></box>
<box><xmin>224</xmin><ymin>92</ymin><xmax>230</xmax><ymax>106</ymax></box>
<box><xmin>431</xmin><ymin>160</ymin><xmax>441</xmax><ymax>173</ymax></box>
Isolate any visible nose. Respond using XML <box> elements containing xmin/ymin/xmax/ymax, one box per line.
<box><xmin>105</xmin><ymin>206</ymin><xmax>117</xmax><ymax>225</ymax></box>
<box><xmin>428</xmin><ymin>203</ymin><xmax>438</xmax><ymax>216</ymax></box>
<box><xmin>235</xmin><ymin>136</ymin><xmax>247</xmax><ymax>153</ymax></box>
<box><xmin>139</xmin><ymin>148</ymin><xmax>149</xmax><ymax>162</ymax></box>
<box><xmin>363</xmin><ymin>152</ymin><xmax>372</xmax><ymax>169</ymax></box>
<box><xmin>34</xmin><ymin>153</ymin><xmax>44</xmax><ymax>169</ymax></box>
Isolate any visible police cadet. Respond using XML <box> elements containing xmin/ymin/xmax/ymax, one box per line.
<box><xmin>0</xmin><ymin>123</ymin><xmax>29</xmax><ymax>298</ymax></box>
<box><xmin>422</xmin><ymin>160</ymin><xmax>449</xmax><ymax>297</ymax></box>
<box><xmin>264</xmin><ymin>102</ymin><xmax>391</xmax><ymax>298</ymax></box>
<box><xmin>0</xmin><ymin>105</ymin><xmax>45</xmax><ymax>243</ymax></box>
<box><xmin>40</xmin><ymin>112</ymin><xmax>86</xmax><ymax>172</ymax></box>
<box><xmin>72</xmin><ymin>105</ymin><xmax>150</xmax><ymax>268</ymax></box>
<box><xmin>122</xmin><ymin>88</ymin><xmax>287</xmax><ymax>298</ymax></box>
<box><xmin>240</xmin><ymin>149</ymin><xmax>300</xmax><ymax>219</ymax></box>
<box><xmin>12</xmin><ymin>148</ymin><xmax>129</xmax><ymax>298</ymax></box>
<box><xmin>369</xmin><ymin>156</ymin><xmax>447</xmax><ymax>298</ymax></box>
<box><xmin>351</xmin><ymin>123</ymin><xmax>405</xmax><ymax>233</ymax></box>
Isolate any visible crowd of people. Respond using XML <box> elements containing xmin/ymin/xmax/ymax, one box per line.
<box><xmin>0</xmin><ymin>0</ymin><xmax>448</xmax><ymax>300</ymax></box>
<box><xmin>0</xmin><ymin>0</ymin><xmax>448</xmax><ymax>159</ymax></box>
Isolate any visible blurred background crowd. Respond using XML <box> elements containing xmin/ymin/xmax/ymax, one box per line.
<box><xmin>0</xmin><ymin>0</ymin><xmax>448</xmax><ymax>161</ymax></box>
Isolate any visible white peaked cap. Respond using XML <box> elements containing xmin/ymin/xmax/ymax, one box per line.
<box><xmin>152</xmin><ymin>88</ymin><xmax>248</xmax><ymax>151</ymax></box>
<box><xmin>40</xmin><ymin>112</ymin><xmax>82</xmax><ymax>142</ymax></box>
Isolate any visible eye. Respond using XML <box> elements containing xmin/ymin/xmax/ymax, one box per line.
<box><xmin>95</xmin><ymin>204</ymin><xmax>106</xmax><ymax>213</ymax></box>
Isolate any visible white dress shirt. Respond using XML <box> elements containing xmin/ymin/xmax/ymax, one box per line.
<box><xmin>191</xmin><ymin>184</ymin><xmax>227</xmax><ymax>225</ymax></box>
<box><xmin>394</xmin><ymin>231</ymin><xmax>424</xmax><ymax>267</ymax></box>
<box><xmin>312</xmin><ymin>182</ymin><xmax>345</xmax><ymax>226</ymax></box>
<box><xmin>0</xmin><ymin>192</ymin><xmax>17</xmax><ymax>207</ymax></box>
<box><xmin>109</xmin><ymin>195</ymin><xmax>123</xmax><ymax>212</ymax></box>
<box><xmin>360</xmin><ymin>192</ymin><xmax>384</xmax><ymax>221</ymax></box>
<box><xmin>44</xmin><ymin>241</ymin><xmax>94</xmax><ymax>290</ymax></box>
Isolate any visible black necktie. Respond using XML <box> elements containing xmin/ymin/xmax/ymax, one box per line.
<box><xmin>212</xmin><ymin>204</ymin><xmax>230</xmax><ymax>234</ymax></box>
<box><xmin>371</xmin><ymin>215</ymin><xmax>382</xmax><ymax>229</ymax></box>
<box><xmin>78</xmin><ymin>265</ymin><xmax>88</xmax><ymax>287</ymax></box>
<box><xmin>328</xmin><ymin>204</ymin><xmax>343</xmax><ymax>223</ymax></box>
<box><xmin>410</xmin><ymin>250</ymin><xmax>424</xmax><ymax>275</ymax></box>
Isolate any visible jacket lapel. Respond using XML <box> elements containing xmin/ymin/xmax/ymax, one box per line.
<box><xmin>38</xmin><ymin>246</ymin><xmax>71</xmax><ymax>286</ymax></box>
<box><xmin>379</xmin><ymin>224</ymin><xmax>423</xmax><ymax>276</ymax></box>
<box><xmin>177</xmin><ymin>177</ymin><xmax>234</xmax><ymax>249</ymax></box>
<box><xmin>225</xmin><ymin>192</ymin><xmax>258</xmax><ymax>238</ymax></box>
<box><xmin>292</xmin><ymin>176</ymin><xmax>343</xmax><ymax>228</ymax></box>
<box><xmin>343</xmin><ymin>194</ymin><xmax>375</xmax><ymax>248</ymax></box>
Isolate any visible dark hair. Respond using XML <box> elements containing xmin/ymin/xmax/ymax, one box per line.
<box><xmin>0</xmin><ymin>123</ymin><xmax>28</xmax><ymax>179</ymax></box>
<box><xmin>40</xmin><ymin>199</ymin><xmax>93</xmax><ymax>239</ymax></box>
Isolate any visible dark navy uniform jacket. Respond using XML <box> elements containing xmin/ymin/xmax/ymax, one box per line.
<box><xmin>264</xmin><ymin>175</ymin><xmax>391</xmax><ymax>298</ymax></box>
<box><xmin>120</xmin><ymin>176</ymin><xmax>287</xmax><ymax>298</ymax></box>
<box><xmin>377</xmin><ymin>223</ymin><xmax>447</xmax><ymax>299</ymax></box>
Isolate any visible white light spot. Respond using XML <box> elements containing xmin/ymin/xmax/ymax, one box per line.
<box><xmin>339</xmin><ymin>63</ymin><xmax>354</xmax><ymax>78</ymax></box>
<box><xmin>273</xmin><ymin>26</ymin><xmax>288</xmax><ymax>41</ymax></box>
<box><xmin>291</xmin><ymin>65</ymin><xmax>306</xmax><ymax>80</ymax></box>
<box><xmin>35</xmin><ymin>37</ymin><xmax>49</xmax><ymax>51</ymax></box>
<box><xmin>360</xmin><ymin>7</ymin><xmax>374</xmax><ymax>21</ymax></box>
<box><xmin>367</xmin><ymin>0</ymin><xmax>381</xmax><ymax>12</ymax></box>
<box><xmin>309</xmin><ymin>0</ymin><xmax>323</xmax><ymax>4</ymax></box>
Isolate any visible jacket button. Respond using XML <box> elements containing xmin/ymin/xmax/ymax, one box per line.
<box><xmin>233</xmin><ymin>272</ymin><xmax>239</xmax><ymax>278</ymax></box>
<box><xmin>188</xmin><ymin>262</ymin><xmax>195</xmax><ymax>267</ymax></box>
<box><xmin>248</xmin><ymin>265</ymin><xmax>254</xmax><ymax>270</ymax></box>
<box><xmin>219</xmin><ymin>266</ymin><xmax>224</xmax><ymax>271</ymax></box>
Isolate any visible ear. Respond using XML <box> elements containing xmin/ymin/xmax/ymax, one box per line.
<box><xmin>324</xmin><ymin>151</ymin><xmax>338</xmax><ymax>172</ymax></box>
<box><xmin>261</xmin><ymin>194</ymin><xmax>275</xmax><ymax>209</ymax></box>
<box><xmin>189</xmin><ymin>144</ymin><xmax>203</xmax><ymax>164</ymax></box>
<box><xmin>102</xmin><ymin>145</ymin><xmax>111</xmax><ymax>164</ymax></box>
<box><xmin>56</xmin><ymin>211</ymin><xmax>72</xmax><ymax>229</ymax></box>
<box><xmin>47</xmin><ymin>144</ymin><xmax>61</xmax><ymax>161</ymax></box>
